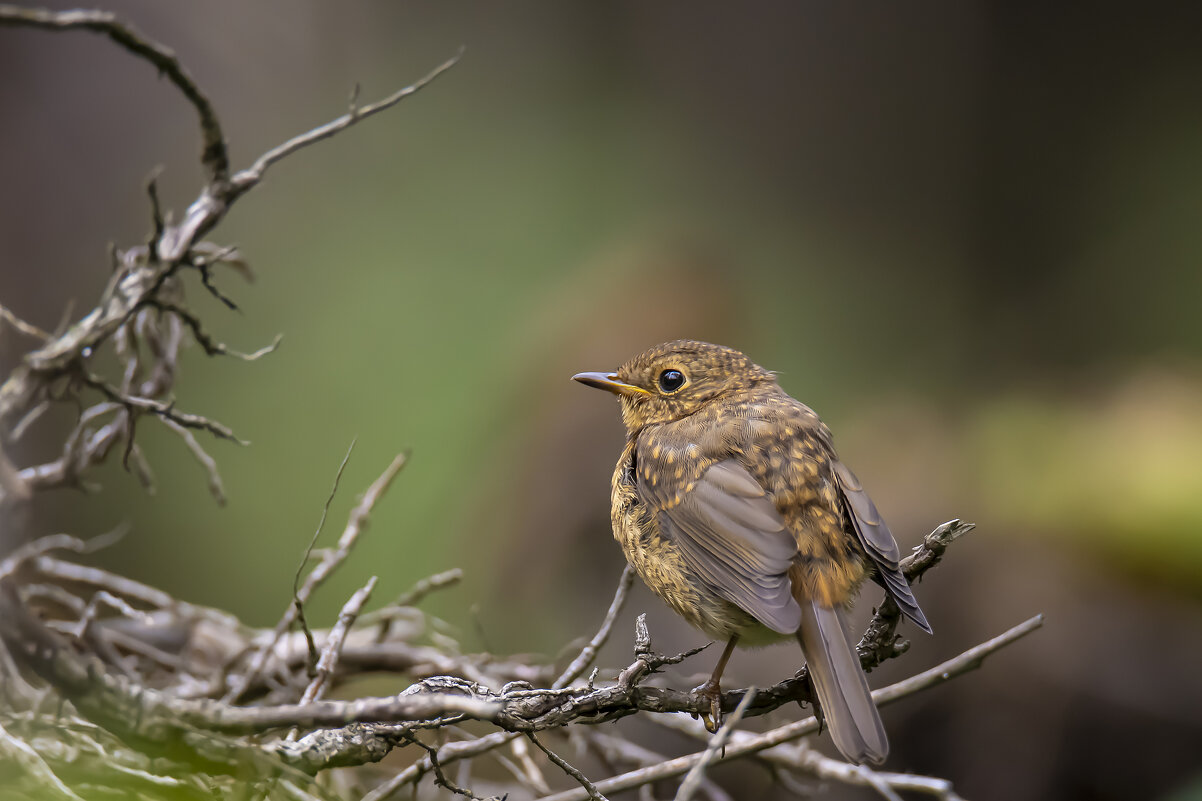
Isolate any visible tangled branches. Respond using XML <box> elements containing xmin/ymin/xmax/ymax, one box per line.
<box><xmin>0</xmin><ymin>508</ymin><xmax>1038</xmax><ymax>800</ymax></box>
<box><xmin>0</xmin><ymin>6</ymin><xmax>1042</xmax><ymax>800</ymax></box>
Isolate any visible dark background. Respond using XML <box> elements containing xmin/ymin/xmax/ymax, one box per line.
<box><xmin>3</xmin><ymin>3</ymin><xmax>1201</xmax><ymax>799</ymax></box>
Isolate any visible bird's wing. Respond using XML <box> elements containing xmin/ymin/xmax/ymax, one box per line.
<box><xmin>831</xmin><ymin>460</ymin><xmax>932</xmax><ymax>633</ymax></box>
<box><xmin>638</xmin><ymin>457</ymin><xmax>802</xmax><ymax>634</ymax></box>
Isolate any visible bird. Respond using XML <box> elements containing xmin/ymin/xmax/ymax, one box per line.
<box><xmin>572</xmin><ymin>340</ymin><xmax>930</xmax><ymax>765</ymax></box>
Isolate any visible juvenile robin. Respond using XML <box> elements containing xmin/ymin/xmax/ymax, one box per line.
<box><xmin>573</xmin><ymin>340</ymin><xmax>930</xmax><ymax>765</ymax></box>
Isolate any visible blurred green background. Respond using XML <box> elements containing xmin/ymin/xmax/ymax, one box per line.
<box><xmin>3</xmin><ymin>3</ymin><xmax>1202</xmax><ymax>799</ymax></box>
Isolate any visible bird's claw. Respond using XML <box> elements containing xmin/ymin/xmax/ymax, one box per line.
<box><xmin>692</xmin><ymin>679</ymin><xmax>723</xmax><ymax>733</ymax></box>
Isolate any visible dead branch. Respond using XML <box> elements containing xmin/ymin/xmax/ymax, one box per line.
<box><xmin>536</xmin><ymin>614</ymin><xmax>1043</xmax><ymax>801</ymax></box>
<box><xmin>0</xmin><ymin>5</ymin><xmax>229</xmax><ymax>183</ymax></box>
<box><xmin>297</xmin><ymin>576</ymin><xmax>378</xmax><ymax>707</ymax></box>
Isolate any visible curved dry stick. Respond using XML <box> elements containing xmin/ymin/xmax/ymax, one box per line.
<box><xmin>0</xmin><ymin>6</ymin><xmax>228</xmax><ymax>182</ymax></box>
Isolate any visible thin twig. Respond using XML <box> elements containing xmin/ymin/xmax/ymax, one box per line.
<box><xmin>361</xmin><ymin>731</ymin><xmax>519</xmax><ymax>801</ymax></box>
<box><xmin>225</xmin><ymin>443</ymin><xmax>393</xmax><ymax>703</ymax></box>
<box><xmin>31</xmin><ymin>556</ymin><xmax>243</xmax><ymax>631</ymax></box>
<box><xmin>0</xmin><ymin>303</ymin><xmax>51</xmax><ymax>341</ymax></box>
<box><xmin>675</xmin><ymin>688</ymin><xmax>756</xmax><ymax>801</ymax></box>
<box><xmin>0</xmin><ymin>530</ymin><xmax>123</xmax><ymax>581</ymax></box>
<box><xmin>68</xmin><ymin>589</ymin><xmax>157</xmax><ymax>640</ymax></box>
<box><xmin>376</xmin><ymin>567</ymin><xmax>463</xmax><ymax>642</ymax></box>
<box><xmin>395</xmin><ymin>729</ymin><xmax>493</xmax><ymax>801</ymax></box>
<box><xmin>161</xmin><ymin>417</ymin><xmax>226</xmax><ymax>504</ymax></box>
<box><xmin>298</xmin><ymin>576</ymin><xmax>377</xmax><ymax>706</ymax></box>
<box><xmin>81</xmin><ymin>372</ymin><xmax>244</xmax><ymax>443</ymax></box>
<box><xmin>394</xmin><ymin>567</ymin><xmax>464</xmax><ymax>608</ymax></box>
<box><xmin>229</xmin><ymin>50</ymin><xmax>463</xmax><ymax>196</ymax></box>
<box><xmin>294</xmin><ymin>441</ymin><xmax>358</xmax><ymax>676</ymax></box>
<box><xmin>554</xmin><ymin>564</ymin><xmax>635</xmax><ymax>689</ymax></box>
<box><xmin>783</xmin><ymin>743</ymin><xmax>965</xmax><ymax>801</ymax></box>
<box><xmin>527</xmin><ymin>732</ymin><xmax>609</xmax><ymax>801</ymax></box>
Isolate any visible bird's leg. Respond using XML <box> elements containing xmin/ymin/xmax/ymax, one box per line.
<box><xmin>692</xmin><ymin>635</ymin><xmax>738</xmax><ymax>733</ymax></box>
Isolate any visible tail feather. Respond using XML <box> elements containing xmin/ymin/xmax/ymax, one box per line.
<box><xmin>797</xmin><ymin>599</ymin><xmax>888</xmax><ymax>765</ymax></box>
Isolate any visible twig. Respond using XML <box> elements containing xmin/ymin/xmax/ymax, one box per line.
<box><xmin>393</xmin><ymin>567</ymin><xmax>464</xmax><ymax>608</ymax></box>
<box><xmin>31</xmin><ymin>556</ymin><xmax>243</xmax><ymax>631</ymax></box>
<box><xmin>225</xmin><ymin>446</ymin><xmax>407</xmax><ymax>704</ymax></box>
<box><xmin>161</xmin><ymin>417</ymin><xmax>227</xmax><ymax>504</ymax></box>
<box><xmin>146</xmin><ymin>300</ymin><xmax>280</xmax><ymax>361</ymax></box>
<box><xmin>554</xmin><ymin>564</ymin><xmax>635</xmax><ymax>689</ymax></box>
<box><xmin>395</xmin><ymin>729</ymin><xmax>493</xmax><ymax>801</ymax></box>
<box><xmin>0</xmin><ymin>303</ymin><xmax>50</xmax><ymax>341</ymax></box>
<box><xmin>295</xmin><ymin>441</ymin><xmax>358</xmax><ymax>677</ymax></box>
<box><xmin>0</xmin><ymin>531</ymin><xmax>122</xmax><ymax>581</ymax></box>
<box><xmin>675</xmin><ymin>688</ymin><xmax>756</xmax><ymax>801</ymax></box>
<box><xmin>361</xmin><ymin>731</ymin><xmax>519</xmax><ymax>801</ymax></box>
<box><xmin>68</xmin><ymin>589</ymin><xmax>157</xmax><ymax>640</ymax></box>
<box><xmin>17</xmin><ymin>403</ymin><xmax>126</xmax><ymax>491</ymax></box>
<box><xmin>81</xmin><ymin>372</ymin><xmax>244</xmax><ymax>443</ymax></box>
<box><xmin>507</xmin><ymin>734</ymin><xmax>553</xmax><ymax>795</ymax></box>
<box><xmin>527</xmin><ymin>732</ymin><xmax>610</xmax><ymax>801</ymax></box>
<box><xmin>373</xmin><ymin>567</ymin><xmax>463</xmax><ymax>642</ymax></box>
<box><xmin>228</xmin><ymin>50</ymin><xmax>463</xmax><ymax>198</ymax></box>
<box><xmin>784</xmin><ymin>743</ymin><xmax>965</xmax><ymax>801</ymax></box>
<box><xmin>298</xmin><ymin>576</ymin><xmax>377</xmax><ymax>706</ymax></box>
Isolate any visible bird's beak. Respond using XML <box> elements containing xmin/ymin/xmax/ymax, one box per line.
<box><xmin>572</xmin><ymin>371</ymin><xmax>651</xmax><ymax>397</ymax></box>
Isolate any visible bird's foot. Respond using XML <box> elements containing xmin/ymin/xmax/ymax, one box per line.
<box><xmin>691</xmin><ymin>678</ymin><xmax>724</xmax><ymax>733</ymax></box>
<box><xmin>806</xmin><ymin>674</ymin><xmax>827</xmax><ymax>734</ymax></box>
<box><xmin>793</xmin><ymin>670</ymin><xmax>826</xmax><ymax>734</ymax></box>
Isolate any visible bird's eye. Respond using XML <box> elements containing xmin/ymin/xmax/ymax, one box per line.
<box><xmin>658</xmin><ymin>369</ymin><xmax>686</xmax><ymax>393</ymax></box>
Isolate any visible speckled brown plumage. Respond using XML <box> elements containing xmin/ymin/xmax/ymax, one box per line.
<box><xmin>574</xmin><ymin>340</ymin><xmax>930</xmax><ymax>766</ymax></box>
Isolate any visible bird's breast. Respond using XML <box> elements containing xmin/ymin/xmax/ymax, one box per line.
<box><xmin>609</xmin><ymin>440</ymin><xmax>765</xmax><ymax>641</ymax></box>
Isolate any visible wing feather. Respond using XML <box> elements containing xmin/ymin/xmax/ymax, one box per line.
<box><xmin>832</xmin><ymin>460</ymin><xmax>932</xmax><ymax>633</ymax></box>
<box><xmin>639</xmin><ymin>458</ymin><xmax>802</xmax><ymax>634</ymax></box>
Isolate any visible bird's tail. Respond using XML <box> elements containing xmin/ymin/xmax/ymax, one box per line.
<box><xmin>796</xmin><ymin>599</ymin><xmax>888</xmax><ymax>765</ymax></box>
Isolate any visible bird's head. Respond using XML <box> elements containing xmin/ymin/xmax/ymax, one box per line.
<box><xmin>573</xmin><ymin>340</ymin><xmax>775</xmax><ymax>432</ymax></box>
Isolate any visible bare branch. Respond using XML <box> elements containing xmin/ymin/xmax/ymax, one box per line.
<box><xmin>536</xmin><ymin>615</ymin><xmax>1043</xmax><ymax>801</ymax></box>
<box><xmin>785</xmin><ymin>744</ymin><xmax>964</xmax><ymax>801</ymax></box>
<box><xmin>68</xmin><ymin>589</ymin><xmax>157</xmax><ymax>640</ymax></box>
<box><xmin>292</xmin><ymin>441</ymin><xmax>359</xmax><ymax>680</ymax></box>
<box><xmin>393</xmin><ymin>567</ymin><xmax>464</xmax><ymax>608</ymax></box>
<box><xmin>32</xmin><ymin>556</ymin><xmax>243</xmax><ymax>630</ymax></box>
<box><xmin>527</xmin><ymin>732</ymin><xmax>610</xmax><ymax>801</ymax></box>
<box><xmin>229</xmin><ymin>49</ymin><xmax>463</xmax><ymax>197</ymax></box>
<box><xmin>360</xmin><ymin>731</ymin><xmax>519</xmax><ymax>801</ymax></box>
<box><xmin>0</xmin><ymin>530</ymin><xmax>123</xmax><ymax>580</ymax></box>
<box><xmin>395</xmin><ymin>729</ymin><xmax>496</xmax><ymax>801</ymax></box>
<box><xmin>298</xmin><ymin>576</ymin><xmax>378</xmax><ymax>707</ymax></box>
<box><xmin>0</xmin><ymin>303</ymin><xmax>50</xmax><ymax>341</ymax></box>
<box><xmin>81</xmin><ymin>372</ymin><xmax>244</xmax><ymax>444</ymax></box>
<box><xmin>376</xmin><ymin>566</ymin><xmax>464</xmax><ymax>642</ymax></box>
